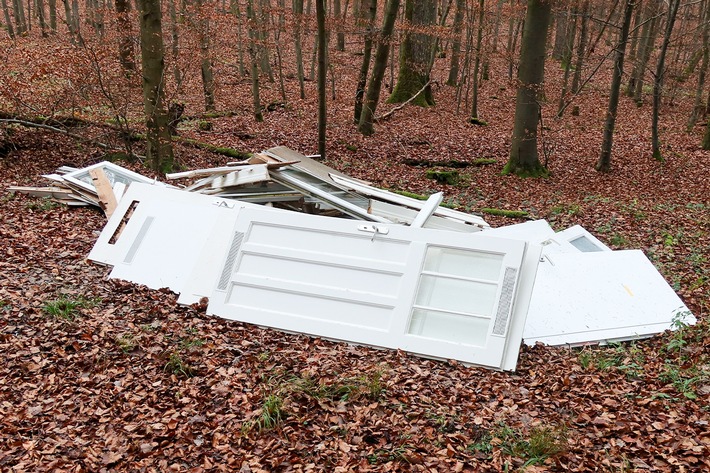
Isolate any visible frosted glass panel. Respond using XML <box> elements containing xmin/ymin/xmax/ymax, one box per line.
<box><xmin>569</xmin><ymin>236</ymin><xmax>603</xmax><ymax>253</ymax></box>
<box><xmin>424</xmin><ymin>247</ymin><xmax>503</xmax><ymax>280</ymax></box>
<box><xmin>408</xmin><ymin>309</ymin><xmax>489</xmax><ymax>346</ymax></box>
<box><xmin>415</xmin><ymin>275</ymin><xmax>497</xmax><ymax>315</ymax></box>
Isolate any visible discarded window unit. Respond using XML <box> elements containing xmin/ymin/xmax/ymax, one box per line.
<box><xmin>478</xmin><ymin>219</ymin><xmax>694</xmax><ymax>345</ymax></box>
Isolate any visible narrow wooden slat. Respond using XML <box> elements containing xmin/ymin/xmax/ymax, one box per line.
<box><xmin>89</xmin><ymin>168</ymin><xmax>118</xmax><ymax>218</ymax></box>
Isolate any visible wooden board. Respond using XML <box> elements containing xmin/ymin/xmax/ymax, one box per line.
<box><xmin>89</xmin><ymin>168</ymin><xmax>119</xmax><ymax>218</ymax></box>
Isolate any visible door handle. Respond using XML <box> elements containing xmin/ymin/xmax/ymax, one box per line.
<box><xmin>357</xmin><ymin>224</ymin><xmax>390</xmax><ymax>241</ymax></box>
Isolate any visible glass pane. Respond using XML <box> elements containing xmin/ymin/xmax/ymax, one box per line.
<box><xmin>569</xmin><ymin>236</ymin><xmax>603</xmax><ymax>253</ymax></box>
<box><xmin>408</xmin><ymin>309</ymin><xmax>490</xmax><ymax>346</ymax></box>
<box><xmin>423</xmin><ymin>247</ymin><xmax>503</xmax><ymax>280</ymax></box>
<box><xmin>415</xmin><ymin>275</ymin><xmax>497</xmax><ymax>315</ymax></box>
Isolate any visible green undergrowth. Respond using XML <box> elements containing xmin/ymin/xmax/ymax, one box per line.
<box><xmin>468</xmin><ymin>422</ymin><xmax>568</xmax><ymax>468</ymax></box>
<box><xmin>241</xmin><ymin>367</ymin><xmax>386</xmax><ymax>434</ymax></box>
<box><xmin>480</xmin><ymin>208</ymin><xmax>529</xmax><ymax>218</ymax></box>
<box><xmin>174</xmin><ymin>136</ymin><xmax>251</xmax><ymax>160</ymax></box>
<box><xmin>42</xmin><ymin>295</ymin><xmax>98</xmax><ymax>322</ymax></box>
<box><xmin>391</xmin><ymin>190</ymin><xmax>458</xmax><ymax>209</ymax></box>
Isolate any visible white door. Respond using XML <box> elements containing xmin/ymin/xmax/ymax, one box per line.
<box><xmin>208</xmin><ymin>208</ymin><xmax>537</xmax><ymax>370</ymax></box>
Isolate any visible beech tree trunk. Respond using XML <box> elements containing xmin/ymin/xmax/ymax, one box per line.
<box><xmin>552</xmin><ymin>7</ymin><xmax>568</xmax><ymax>60</ymax></box>
<box><xmin>504</xmin><ymin>0</ymin><xmax>551</xmax><ymax>177</ymax></box>
<box><xmin>257</xmin><ymin>0</ymin><xmax>273</xmax><ymax>80</ymax></box>
<box><xmin>1</xmin><ymin>0</ymin><xmax>15</xmax><ymax>38</ymax></box>
<box><xmin>168</xmin><ymin>0</ymin><xmax>183</xmax><ymax>87</ymax></box>
<box><xmin>37</xmin><ymin>0</ymin><xmax>48</xmax><ymax>37</ymax></box>
<box><xmin>63</xmin><ymin>0</ymin><xmax>77</xmax><ymax>43</ymax></box>
<box><xmin>354</xmin><ymin>0</ymin><xmax>377</xmax><ymax>123</ymax></box>
<box><xmin>293</xmin><ymin>0</ymin><xmax>306</xmax><ymax>98</ymax></box>
<box><xmin>13</xmin><ymin>0</ymin><xmax>27</xmax><ymax>35</ymax></box>
<box><xmin>652</xmin><ymin>0</ymin><xmax>681</xmax><ymax>161</ymax></box>
<box><xmin>316</xmin><ymin>0</ymin><xmax>326</xmax><ymax>158</ymax></box>
<box><xmin>137</xmin><ymin>0</ymin><xmax>175</xmax><ymax>172</ymax></box>
<box><xmin>571</xmin><ymin>0</ymin><xmax>589</xmax><ymax>94</ymax></box>
<box><xmin>115</xmin><ymin>0</ymin><xmax>135</xmax><ymax>71</ymax></box>
<box><xmin>688</xmin><ymin>0</ymin><xmax>710</xmax><ymax>130</ymax></box>
<box><xmin>358</xmin><ymin>0</ymin><xmax>400</xmax><ymax>135</ymax></box>
<box><xmin>230</xmin><ymin>0</ymin><xmax>246</xmax><ymax>75</ymax></box>
<box><xmin>596</xmin><ymin>0</ymin><xmax>634</xmax><ymax>173</ymax></box>
<box><xmin>447</xmin><ymin>0</ymin><xmax>465</xmax><ymax>86</ymax></box>
<box><xmin>195</xmin><ymin>0</ymin><xmax>216</xmax><ymax>111</ymax></box>
<box><xmin>48</xmin><ymin>0</ymin><xmax>56</xmax><ymax>32</ymax></box>
<box><xmin>631</xmin><ymin>1</ymin><xmax>659</xmax><ymax>104</ymax></box>
<box><xmin>506</xmin><ymin>2</ymin><xmax>522</xmax><ymax>80</ymax></box>
<box><xmin>387</xmin><ymin>0</ymin><xmax>435</xmax><ymax>106</ymax></box>
<box><xmin>246</xmin><ymin>0</ymin><xmax>264</xmax><ymax>121</ymax></box>
<box><xmin>469</xmin><ymin>0</ymin><xmax>485</xmax><ymax>122</ymax></box>
<box><xmin>557</xmin><ymin>1</ymin><xmax>578</xmax><ymax>117</ymax></box>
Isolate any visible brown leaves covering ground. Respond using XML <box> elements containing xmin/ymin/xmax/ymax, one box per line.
<box><xmin>1</xmin><ymin>49</ymin><xmax>710</xmax><ymax>471</ymax></box>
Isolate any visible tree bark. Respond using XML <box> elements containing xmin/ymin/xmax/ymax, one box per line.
<box><xmin>257</xmin><ymin>0</ymin><xmax>273</xmax><ymax>80</ymax></box>
<box><xmin>168</xmin><ymin>0</ymin><xmax>183</xmax><ymax>87</ymax></box>
<box><xmin>48</xmin><ymin>0</ymin><xmax>56</xmax><ymax>32</ymax></box>
<box><xmin>137</xmin><ymin>0</ymin><xmax>175</xmax><ymax>172</ymax></box>
<box><xmin>115</xmin><ymin>0</ymin><xmax>135</xmax><ymax>71</ymax></box>
<box><xmin>596</xmin><ymin>0</ymin><xmax>634</xmax><ymax>173</ymax></box>
<box><xmin>293</xmin><ymin>0</ymin><xmax>306</xmax><ymax>98</ymax></box>
<box><xmin>246</xmin><ymin>0</ymin><xmax>264</xmax><ymax>121</ymax></box>
<box><xmin>195</xmin><ymin>0</ymin><xmax>216</xmax><ymax>111</ymax></box>
<box><xmin>688</xmin><ymin>0</ymin><xmax>710</xmax><ymax>130</ymax></box>
<box><xmin>228</xmin><ymin>0</ymin><xmax>246</xmax><ymax>75</ymax></box>
<box><xmin>37</xmin><ymin>0</ymin><xmax>48</xmax><ymax>37</ymax></box>
<box><xmin>358</xmin><ymin>0</ymin><xmax>400</xmax><ymax>135</ymax></box>
<box><xmin>552</xmin><ymin>7</ymin><xmax>568</xmax><ymax>60</ymax></box>
<box><xmin>571</xmin><ymin>0</ymin><xmax>589</xmax><ymax>94</ymax></box>
<box><xmin>446</xmin><ymin>0</ymin><xmax>466</xmax><ymax>86</ymax></box>
<box><xmin>469</xmin><ymin>0</ymin><xmax>485</xmax><ymax>122</ymax></box>
<box><xmin>387</xmin><ymin>0</ymin><xmax>435</xmax><ymax>106</ymax></box>
<box><xmin>557</xmin><ymin>1</ymin><xmax>578</xmax><ymax>117</ymax></box>
<box><xmin>63</xmin><ymin>0</ymin><xmax>77</xmax><ymax>43</ymax></box>
<box><xmin>652</xmin><ymin>0</ymin><xmax>681</xmax><ymax>161</ymax></box>
<box><xmin>354</xmin><ymin>0</ymin><xmax>377</xmax><ymax>122</ymax></box>
<box><xmin>1</xmin><ymin>0</ymin><xmax>15</xmax><ymax>38</ymax></box>
<box><xmin>316</xmin><ymin>0</ymin><xmax>327</xmax><ymax>157</ymax></box>
<box><xmin>504</xmin><ymin>0</ymin><xmax>551</xmax><ymax>177</ymax></box>
<box><xmin>630</xmin><ymin>1</ymin><xmax>659</xmax><ymax>104</ymax></box>
<box><xmin>13</xmin><ymin>0</ymin><xmax>27</xmax><ymax>35</ymax></box>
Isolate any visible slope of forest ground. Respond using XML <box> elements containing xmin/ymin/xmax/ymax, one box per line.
<box><xmin>2</xmin><ymin>44</ymin><xmax>710</xmax><ymax>470</ymax></box>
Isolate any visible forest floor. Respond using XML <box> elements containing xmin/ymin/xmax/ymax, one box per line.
<box><xmin>1</xmin><ymin>49</ymin><xmax>710</xmax><ymax>471</ymax></box>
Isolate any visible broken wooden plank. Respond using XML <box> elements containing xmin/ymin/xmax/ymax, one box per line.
<box><xmin>165</xmin><ymin>166</ymin><xmax>241</xmax><ymax>180</ymax></box>
<box><xmin>209</xmin><ymin>165</ymin><xmax>270</xmax><ymax>189</ymax></box>
<box><xmin>89</xmin><ymin>168</ymin><xmax>119</xmax><ymax>218</ymax></box>
<box><xmin>8</xmin><ymin>186</ymin><xmax>75</xmax><ymax>200</ymax></box>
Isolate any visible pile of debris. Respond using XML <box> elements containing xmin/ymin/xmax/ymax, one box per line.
<box><xmin>10</xmin><ymin>146</ymin><xmax>696</xmax><ymax>371</ymax></box>
<box><xmin>9</xmin><ymin>161</ymin><xmax>165</xmax><ymax>218</ymax></box>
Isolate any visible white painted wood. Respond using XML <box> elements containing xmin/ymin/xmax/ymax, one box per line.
<box><xmin>63</xmin><ymin>161</ymin><xmax>161</xmax><ymax>195</ymax></box>
<box><xmin>554</xmin><ymin>224</ymin><xmax>611</xmax><ymax>252</ymax></box>
<box><xmin>410</xmin><ymin>192</ymin><xmax>443</xmax><ymax>228</ymax></box>
<box><xmin>166</xmin><ymin>166</ymin><xmax>242</xmax><ymax>180</ymax></box>
<box><xmin>368</xmin><ymin>200</ymin><xmax>479</xmax><ymax>232</ymax></box>
<box><xmin>87</xmin><ymin>183</ymin><xmax>275</xmax><ymax>296</ymax></box>
<box><xmin>112</xmin><ymin>182</ymin><xmax>126</xmax><ymax>202</ymax></box>
<box><xmin>208</xmin><ymin>207</ymin><xmax>537</xmax><ymax>370</ymax></box>
<box><xmin>329</xmin><ymin>174</ymin><xmax>489</xmax><ymax>228</ymax></box>
<box><xmin>209</xmin><ymin>165</ymin><xmax>270</xmax><ymax>188</ymax></box>
<box><xmin>176</xmin><ymin>214</ymin><xmax>243</xmax><ymax>305</ymax></box>
<box><xmin>270</xmin><ymin>168</ymin><xmax>391</xmax><ymax>223</ymax></box>
<box><xmin>523</xmin><ymin>250</ymin><xmax>695</xmax><ymax>346</ymax></box>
